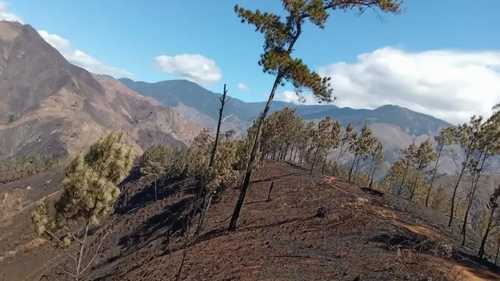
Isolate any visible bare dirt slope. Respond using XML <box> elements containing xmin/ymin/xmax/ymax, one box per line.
<box><xmin>7</xmin><ymin>161</ymin><xmax>497</xmax><ymax>281</ymax></box>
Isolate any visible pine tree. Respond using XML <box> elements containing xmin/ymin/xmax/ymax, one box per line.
<box><xmin>140</xmin><ymin>145</ymin><xmax>171</xmax><ymax>201</ymax></box>
<box><xmin>408</xmin><ymin>139</ymin><xmax>437</xmax><ymax>202</ymax></box>
<box><xmin>448</xmin><ymin>117</ymin><xmax>482</xmax><ymax>227</ymax></box>
<box><xmin>425</xmin><ymin>127</ymin><xmax>455</xmax><ymax>207</ymax></box>
<box><xmin>229</xmin><ymin>0</ymin><xmax>400</xmax><ymax>231</ymax></box>
<box><xmin>348</xmin><ymin>124</ymin><xmax>375</xmax><ymax>183</ymax></box>
<box><xmin>461</xmin><ymin>114</ymin><xmax>500</xmax><ymax>245</ymax></box>
<box><xmin>32</xmin><ymin>132</ymin><xmax>134</xmax><ymax>281</ymax></box>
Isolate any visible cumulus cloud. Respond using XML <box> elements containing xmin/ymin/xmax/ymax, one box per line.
<box><xmin>318</xmin><ymin>47</ymin><xmax>500</xmax><ymax>124</ymax></box>
<box><xmin>154</xmin><ymin>54</ymin><xmax>222</xmax><ymax>84</ymax></box>
<box><xmin>38</xmin><ymin>30</ymin><xmax>132</xmax><ymax>78</ymax></box>
<box><xmin>277</xmin><ymin>90</ymin><xmax>318</xmax><ymax>105</ymax></box>
<box><xmin>237</xmin><ymin>82</ymin><xmax>249</xmax><ymax>92</ymax></box>
<box><xmin>0</xmin><ymin>2</ymin><xmax>23</xmax><ymax>23</ymax></box>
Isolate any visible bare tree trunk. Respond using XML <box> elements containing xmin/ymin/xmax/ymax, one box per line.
<box><xmin>495</xmin><ymin>244</ymin><xmax>500</xmax><ymax>265</ymax></box>
<box><xmin>154</xmin><ymin>175</ymin><xmax>158</xmax><ymax>201</ymax></box>
<box><xmin>175</xmin><ymin>250</ymin><xmax>188</xmax><ymax>281</ymax></box>
<box><xmin>478</xmin><ymin>205</ymin><xmax>496</xmax><ymax>259</ymax></box>
<box><xmin>448</xmin><ymin>150</ymin><xmax>471</xmax><ymax>227</ymax></box>
<box><xmin>397</xmin><ymin>165</ymin><xmax>409</xmax><ymax>196</ymax></box>
<box><xmin>310</xmin><ymin>146</ymin><xmax>320</xmax><ymax>175</ymax></box>
<box><xmin>409</xmin><ymin>174</ymin><xmax>419</xmax><ymax>202</ymax></box>
<box><xmin>195</xmin><ymin>192</ymin><xmax>214</xmax><ymax>236</ymax></box>
<box><xmin>425</xmin><ymin>144</ymin><xmax>444</xmax><ymax>207</ymax></box>
<box><xmin>461</xmin><ymin>152</ymin><xmax>488</xmax><ymax>245</ymax></box>
<box><xmin>228</xmin><ymin>74</ymin><xmax>283</xmax><ymax>231</ymax></box>
<box><xmin>266</xmin><ymin>182</ymin><xmax>274</xmax><ymax>202</ymax></box>
<box><xmin>209</xmin><ymin>84</ymin><xmax>228</xmax><ymax>168</ymax></box>
<box><xmin>348</xmin><ymin>154</ymin><xmax>358</xmax><ymax>183</ymax></box>
<box><xmin>368</xmin><ymin>160</ymin><xmax>377</xmax><ymax>189</ymax></box>
<box><xmin>75</xmin><ymin>222</ymin><xmax>90</xmax><ymax>281</ymax></box>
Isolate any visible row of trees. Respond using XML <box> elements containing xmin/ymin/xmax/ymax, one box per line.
<box><xmin>250</xmin><ymin>107</ymin><xmax>384</xmax><ymax>186</ymax></box>
<box><xmin>385</xmin><ymin>107</ymin><xmax>500</xmax><ymax>262</ymax></box>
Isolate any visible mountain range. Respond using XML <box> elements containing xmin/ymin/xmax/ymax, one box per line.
<box><xmin>0</xmin><ymin>20</ymin><xmax>452</xmax><ymax>167</ymax></box>
<box><xmin>120</xmin><ymin>78</ymin><xmax>451</xmax><ymax>164</ymax></box>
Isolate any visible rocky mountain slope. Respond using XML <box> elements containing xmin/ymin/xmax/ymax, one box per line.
<box><xmin>0</xmin><ymin>21</ymin><xmax>200</xmax><ymax>161</ymax></box>
<box><xmin>2</xmin><ymin>161</ymin><xmax>499</xmax><ymax>281</ymax></box>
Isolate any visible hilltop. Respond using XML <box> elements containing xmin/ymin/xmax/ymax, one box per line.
<box><xmin>3</xmin><ymin>161</ymin><xmax>499</xmax><ymax>281</ymax></box>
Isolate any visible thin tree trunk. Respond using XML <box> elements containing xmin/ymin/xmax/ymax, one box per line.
<box><xmin>175</xmin><ymin>250</ymin><xmax>188</xmax><ymax>281</ymax></box>
<box><xmin>195</xmin><ymin>192</ymin><xmax>214</xmax><ymax>236</ymax></box>
<box><xmin>368</xmin><ymin>160</ymin><xmax>377</xmax><ymax>189</ymax></box>
<box><xmin>154</xmin><ymin>175</ymin><xmax>157</xmax><ymax>201</ymax></box>
<box><xmin>209</xmin><ymin>84</ymin><xmax>228</xmax><ymax>168</ymax></box>
<box><xmin>425</xmin><ymin>144</ymin><xmax>444</xmax><ymax>207</ymax></box>
<box><xmin>495</xmin><ymin>245</ymin><xmax>499</xmax><ymax>265</ymax></box>
<box><xmin>75</xmin><ymin>222</ymin><xmax>90</xmax><ymax>281</ymax></box>
<box><xmin>266</xmin><ymin>182</ymin><xmax>274</xmax><ymax>202</ymax></box>
<box><xmin>310</xmin><ymin>146</ymin><xmax>320</xmax><ymax>175</ymax></box>
<box><xmin>409</xmin><ymin>174</ymin><xmax>419</xmax><ymax>202</ymax></box>
<box><xmin>348</xmin><ymin>154</ymin><xmax>358</xmax><ymax>183</ymax></box>
<box><xmin>228</xmin><ymin>74</ymin><xmax>283</xmax><ymax>231</ymax></box>
<box><xmin>448</xmin><ymin>150</ymin><xmax>471</xmax><ymax>227</ymax></box>
<box><xmin>478</xmin><ymin>206</ymin><xmax>496</xmax><ymax>258</ymax></box>
<box><xmin>461</xmin><ymin>152</ymin><xmax>488</xmax><ymax>245</ymax></box>
<box><xmin>397</xmin><ymin>165</ymin><xmax>409</xmax><ymax>196</ymax></box>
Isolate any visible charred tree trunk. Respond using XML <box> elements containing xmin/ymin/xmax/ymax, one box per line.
<box><xmin>195</xmin><ymin>192</ymin><xmax>214</xmax><ymax>236</ymax></box>
<box><xmin>266</xmin><ymin>182</ymin><xmax>274</xmax><ymax>202</ymax></box>
<box><xmin>495</xmin><ymin>245</ymin><xmax>500</xmax><ymax>265</ymax></box>
<box><xmin>348</xmin><ymin>154</ymin><xmax>359</xmax><ymax>183</ymax></box>
<box><xmin>310</xmin><ymin>146</ymin><xmax>320</xmax><ymax>175</ymax></box>
<box><xmin>461</xmin><ymin>152</ymin><xmax>488</xmax><ymax>246</ymax></box>
<box><xmin>425</xmin><ymin>143</ymin><xmax>444</xmax><ymax>207</ymax></box>
<box><xmin>209</xmin><ymin>84</ymin><xmax>228</xmax><ymax>169</ymax></box>
<box><xmin>448</xmin><ymin>149</ymin><xmax>472</xmax><ymax>227</ymax></box>
<box><xmin>228</xmin><ymin>73</ymin><xmax>283</xmax><ymax>231</ymax></box>
<box><xmin>478</xmin><ymin>205</ymin><xmax>497</xmax><ymax>259</ymax></box>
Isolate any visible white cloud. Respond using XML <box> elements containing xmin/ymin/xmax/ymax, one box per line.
<box><xmin>0</xmin><ymin>2</ymin><xmax>23</xmax><ymax>23</ymax></box>
<box><xmin>154</xmin><ymin>54</ymin><xmax>222</xmax><ymax>84</ymax></box>
<box><xmin>277</xmin><ymin>90</ymin><xmax>318</xmax><ymax>105</ymax></box>
<box><xmin>38</xmin><ymin>30</ymin><xmax>132</xmax><ymax>78</ymax></box>
<box><xmin>237</xmin><ymin>82</ymin><xmax>249</xmax><ymax>92</ymax></box>
<box><xmin>318</xmin><ymin>47</ymin><xmax>500</xmax><ymax>124</ymax></box>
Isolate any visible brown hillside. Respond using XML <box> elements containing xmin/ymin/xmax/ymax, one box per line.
<box><xmin>6</xmin><ymin>161</ymin><xmax>498</xmax><ymax>281</ymax></box>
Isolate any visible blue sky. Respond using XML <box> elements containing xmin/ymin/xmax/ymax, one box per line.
<box><xmin>3</xmin><ymin>1</ymin><xmax>500</xmax><ymax>123</ymax></box>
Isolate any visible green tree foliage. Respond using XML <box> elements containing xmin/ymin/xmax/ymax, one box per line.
<box><xmin>460</xmin><ymin>114</ymin><xmax>500</xmax><ymax>245</ymax></box>
<box><xmin>408</xmin><ymin>139</ymin><xmax>437</xmax><ymax>202</ymax></box>
<box><xmin>448</xmin><ymin>116</ymin><xmax>484</xmax><ymax>227</ymax></box>
<box><xmin>32</xmin><ymin>132</ymin><xmax>134</xmax><ymax>281</ymax></box>
<box><xmin>229</xmin><ymin>0</ymin><xmax>401</xmax><ymax>231</ymax></box>
<box><xmin>309</xmin><ymin>116</ymin><xmax>340</xmax><ymax>174</ymax></box>
<box><xmin>348</xmin><ymin>124</ymin><xmax>376</xmax><ymax>183</ymax></box>
<box><xmin>140</xmin><ymin>145</ymin><xmax>171</xmax><ymax>200</ymax></box>
<box><xmin>386</xmin><ymin>140</ymin><xmax>437</xmax><ymax>201</ymax></box>
<box><xmin>425</xmin><ymin>127</ymin><xmax>455</xmax><ymax>207</ymax></box>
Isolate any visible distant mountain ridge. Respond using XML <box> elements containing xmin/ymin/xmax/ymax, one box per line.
<box><xmin>120</xmin><ymin>78</ymin><xmax>450</xmax><ymax>136</ymax></box>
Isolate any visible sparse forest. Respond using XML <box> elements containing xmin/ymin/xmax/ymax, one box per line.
<box><xmin>0</xmin><ymin>1</ymin><xmax>498</xmax><ymax>280</ymax></box>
